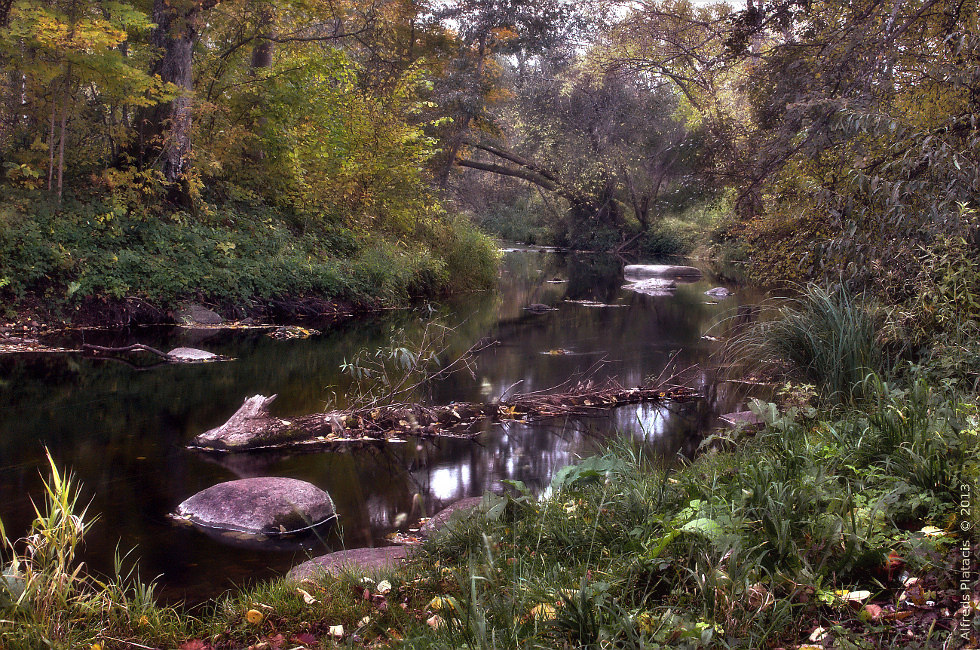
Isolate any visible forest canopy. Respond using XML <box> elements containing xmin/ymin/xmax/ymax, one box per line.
<box><xmin>0</xmin><ymin>0</ymin><xmax>977</xmax><ymax>326</ymax></box>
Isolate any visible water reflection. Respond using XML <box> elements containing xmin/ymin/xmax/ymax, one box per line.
<box><xmin>0</xmin><ymin>248</ymin><xmax>764</xmax><ymax>602</ymax></box>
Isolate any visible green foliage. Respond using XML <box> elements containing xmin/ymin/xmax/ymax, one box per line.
<box><xmin>1</xmin><ymin>375</ymin><xmax>972</xmax><ymax>648</ymax></box>
<box><xmin>397</xmin><ymin>375</ymin><xmax>969</xmax><ymax>648</ymax></box>
<box><xmin>912</xmin><ymin>225</ymin><xmax>980</xmax><ymax>391</ymax></box>
<box><xmin>470</xmin><ymin>189</ymin><xmax>560</xmax><ymax>246</ymax></box>
<box><xmin>0</xmin><ymin>0</ymin><xmax>500</xmax><ymax>316</ymax></box>
<box><xmin>0</xmin><ymin>188</ymin><xmax>497</xmax><ymax>314</ymax></box>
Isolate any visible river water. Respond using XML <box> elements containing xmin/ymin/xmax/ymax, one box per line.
<box><xmin>0</xmin><ymin>248</ymin><xmax>762</xmax><ymax>603</ymax></box>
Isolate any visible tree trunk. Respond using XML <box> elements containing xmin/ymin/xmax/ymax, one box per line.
<box><xmin>0</xmin><ymin>0</ymin><xmax>12</xmax><ymax>28</ymax></box>
<box><xmin>139</xmin><ymin>0</ymin><xmax>217</xmax><ymax>189</ymax></box>
<box><xmin>247</xmin><ymin>6</ymin><xmax>275</xmax><ymax>161</ymax></box>
<box><xmin>47</xmin><ymin>100</ymin><xmax>56</xmax><ymax>191</ymax></box>
<box><xmin>57</xmin><ymin>71</ymin><xmax>70</xmax><ymax>202</ymax></box>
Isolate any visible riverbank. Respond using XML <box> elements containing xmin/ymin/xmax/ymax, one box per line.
<box><xmin>0</xmin><ymin>189</ymin><xmax>499</xmax><ymax>330</ymax></box>
<box><xmin>1</xmin><ymin>372</ymin><xmax>974</xmax><ymax>648</ymax></box>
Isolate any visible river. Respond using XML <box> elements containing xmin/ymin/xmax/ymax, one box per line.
<box><xmin>0</xmin><ymin>247</ymin><xmax>762</xmax><ymax>603</ymax></box>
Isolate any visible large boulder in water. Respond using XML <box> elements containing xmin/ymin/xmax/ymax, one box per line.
<box><xmin>624</xmin><ymin>264</ymin><xmax>703</xmax><ymax>281</ymax></box>
<box><xmin>623</xmin><ymin>278</ymin><xmax>677</xmax><ymax>296</ymax></box>
<box><xmin>172</xmin><ymin>477</ymin><xmax>336</xmax><ymax>537</ymax></box>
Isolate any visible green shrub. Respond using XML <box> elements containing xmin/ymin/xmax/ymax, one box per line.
<box><xmin>0</xmin><ymin>188</ymin><xmax>499</xmax><ymax>317</ymax></box>
<box><xmin>732</xmin><ymin>283</ymin><xmax>890</xmax><ymax>401</ymax></box>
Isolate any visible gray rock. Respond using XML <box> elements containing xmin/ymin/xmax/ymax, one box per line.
<box><xmin>287</xmin><ymin>547</ymin><xmax>408</xmax><ymax>581</ymax></box>
<box><xmin>167</xmin><ymin>347</ymin><xmax>218</xmax><ymax>361</ymax></box>
<box><xmin>624</xmin><ymin>264</ymin><xmax>703</xmax><ymax>281</ymax></box>
<box><xmin>420</xmin><ymin>497</ymin><xmax>484</xmax><ymax>536</ymax></box>
<box><xmin>173</xmin><ymin>477</ymin><xmax>336</xmax><ymax>537</ymax></box>
<box><xmin>176</xmin><ymin>304</ymin><xmax>224</xmax><ymax>326</ymax></box>
<box><xmin>705</xmin><ymin>287</ymin><xmax>732</xmax><ymax>298</ymax></box>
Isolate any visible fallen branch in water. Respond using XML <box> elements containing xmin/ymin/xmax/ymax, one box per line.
<box><xmin>82</xmin><ymin>343</ymin><xmax>171</xmax><ymax>359</ymax></box>
<box><xmin>188</xmin><ymin>377</ymin><xmax>700</xmax><ymax>452</ymax></box>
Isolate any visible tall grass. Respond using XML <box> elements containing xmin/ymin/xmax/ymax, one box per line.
<box><xmin>731</xmin><ymin>283</ymin><xmax>889</xmax><ymax>400</ymax></box>
<box><xmin>0</xmin><ymin>451</ymin><xmax>188</xmax><ymax>649</ymax></box>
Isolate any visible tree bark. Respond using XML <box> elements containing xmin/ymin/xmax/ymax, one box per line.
<box><xmin>0</xmin><ymin>0</ymin><xmax>12</xmax><ymax>28</ymax></box>
<box><xmin>247</xmin><ymin>5</ymin><xmax>275</xmax><ymax>161</ymax></box>
<box><xmin>139</xmin><ymin>0</ymin><xmax>219</xmax><ymax>189</ymax></box>
<box><xmin>191</xmin><ymin>382</ymin><xmax>699</xmax><ymax>451</ymax></box>
<box><xmin>47</xmin><ymin>100</ymin><xmax>56</xmax><ymax>191</ymax></box>
<box><xmin>57</xmin><ymin>72</ymin><xmax>70</xmax><ymax>202</ymax></box>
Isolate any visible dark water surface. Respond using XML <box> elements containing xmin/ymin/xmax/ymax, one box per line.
<box><xmin>0</xmin><ymin>248</ymin><xmax>762</xmax><ymax>602</ymax></box>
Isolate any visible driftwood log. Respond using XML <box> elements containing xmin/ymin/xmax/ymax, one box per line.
<box><xmin>190</xmin><ymin>380</ymin><xmax>700</xmax><ymax>452</ymax></box>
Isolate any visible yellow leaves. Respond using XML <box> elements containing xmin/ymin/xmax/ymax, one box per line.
<box><xmin>426</xmin><ymin>595</ymin><xmax>456</xmax><ymax>612</ymax></box>
<box><xmin>489</xmin><ymin>26</ymin><xmax>518</xmax><ymax>43</ymax></box>
<box><xmin>833</xmin><ymin>589</ymin><xmax>871</xmax><ymax>609</ymax></box>
<box><xmin>12</xmin><ymin>6</ymin><xmax>127</xmax><ymax>53</ymax></box>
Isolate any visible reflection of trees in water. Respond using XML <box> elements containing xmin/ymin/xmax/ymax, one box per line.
<box><xmin>408</xmin><ymin>422</ymin><xmax>595</xmax><ymax>509</ymax></box>
<box><xmin>564</xmin><ymin>254</ymin><xmax>623</xmax><ymax>303</ymax></box>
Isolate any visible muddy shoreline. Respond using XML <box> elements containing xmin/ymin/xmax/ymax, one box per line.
<box><xmin>0</xmin><ymin>294</ymin><xmax>388</xmax><ymax>354</ymax></box>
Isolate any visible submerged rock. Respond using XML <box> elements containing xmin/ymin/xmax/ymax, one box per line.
<box><xmin>624</xmin><ymin>264</ymin><xmax>703</xmax><ymax>281</ymax></box>
<box><xmin>419</xmin><ymin>496</ymin><xmax>484</xmax><ymax>536</ymax></box>
<box><xmin>623</xmin><ymin>278</ymin><xmax>677</xmax><ymax>297</ymax></box>
<box><xmin>705</xmin><ymin>287</ymin><xmax>733</xmax><ymax>298</ymax></box>
<box><xmin>287</xmin><ymin>547</ymin><xmax>408</xmax><ymax>581</ymax></box>
<box><xmin>176</xmin><ymin>304</ymin><xmax>224</xmax><ymax>326</ymax></box>
<box><xmin>719</xmin><ymin>411</ymin><xmax>764</xmax><ymax>429</ymax></box>
<box><xmin>172</xmin><ymin>477</ymin><xmax>336</xmax><ymax>538</ymax></box>
<box><xmin>167</xmin><ymin>347</ymin><xmax>218</xmax><ymax>362</ymax></box>
<box><xmin>524</xmin><ymin>303</ymin><xmax>557</xmax><ymax>312</ymax></box>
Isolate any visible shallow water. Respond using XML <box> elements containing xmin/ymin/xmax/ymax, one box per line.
<box><xmin>0</xmin><ymin>248</ymin><xmax>763</xmax><ymax>602</ymax></box>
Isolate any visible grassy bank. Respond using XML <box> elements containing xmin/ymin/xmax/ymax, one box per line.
<box><xmin>467</xmin><ymin>183</ymin><xmax>730</xmax><ymax>258</ymax></box>
<box><xmin>0</xmin><ymin>189</ymin><xmax>499</xmax><ymax>325</ymax></box>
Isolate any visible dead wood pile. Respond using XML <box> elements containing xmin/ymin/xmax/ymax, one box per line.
<box><xmin>190</xmin><ymin>379</ymin><xmax>700</xmax><ymax>452</ymax></box>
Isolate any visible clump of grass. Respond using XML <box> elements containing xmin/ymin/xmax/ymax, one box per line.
<box><xmin>730</xmin><ymin>283</ymin><xmax>890</xmax><ymax>401</ymax></box>
<box><xmin>0</xmin><ymin>451</ymin><xmax>189</xmax><ymax>649</ymax></box>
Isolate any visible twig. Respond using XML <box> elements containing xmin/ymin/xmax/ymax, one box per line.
<box><xmin>81</xmin><ymin>343</ymin><xmax>171</xmax><ymax>359</ymax></box>
<box><xmin>99</xmin><ymin>637</ymin><xmax>159</xmax><ymax>650</ymax></box>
